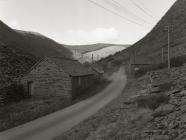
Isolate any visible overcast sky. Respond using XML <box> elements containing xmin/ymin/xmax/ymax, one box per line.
<box><xmin>0</xmin><ymin>0</ymin><xmax>176</xmax><ymax>45</ymax></box>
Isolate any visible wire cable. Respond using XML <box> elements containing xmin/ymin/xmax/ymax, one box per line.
<box><xmin>106</xmin><ymin>0</ymin><xmax>154</xmax><ymax>26</ymax></box>
<box><xmin>136</xmin><ymin>0</ymin><xmax>158</xmax><ymax>19</ymax></box>
<box><xmin>87</xmin><ymin>0</ymin><xmax>150</xmax><ymax>28</ymax></box>
<box><xmin>130</xmin><ymin>0</ymin><xmax>156</xmax><ymax>20</ymax></box>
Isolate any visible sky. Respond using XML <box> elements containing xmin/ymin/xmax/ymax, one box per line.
<box><xmin>0</xmin><ymin>0</ymin><xmax>177</xmax><ymax>45</ymax></box>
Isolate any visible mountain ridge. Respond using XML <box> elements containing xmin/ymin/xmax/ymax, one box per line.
<box><xmin>65</xmin><ymin>43</ymin><xmax>130</xmax><ymax>54</ymax></box>
<box><xmin>107</xmin><ymin>0</ymin><xmax>186</xmax><ymax>65</ymax></box>
<box><xmin>0</xmin><ymin>20</ymin><xmax>72</xmax><ymax>58</ymax></box>
<box><xmin>0</xmin><ymin>20</ymin><xmax>72</xmax><ymax>89</ymax></box>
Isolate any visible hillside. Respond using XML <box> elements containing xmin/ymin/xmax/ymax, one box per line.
<box><xmin>0</xmin><ymin>43</ymin><xmax>37</xmax><ymax>89</ymax></box>
<box><xmin>0</xmin><ymin>20</ymin><xmax>72</xmax><ymax>58</ymax></box>
<box><xmin>105</xmin><ymin>0</ymin><xmax>186</xmax><ymax>65</ymax></box>
<box><xmin>0</xmin><ymin>20</ymin><xmax>72</xmax><ymax>89</ymax></box>
<box><xmin>66</xmin><ymin>43</ymin><xmax>129</xmax><ymax>54</ymax></box>
<box><xmin>81</xmin><ymin>45</ymin><xmax>127</xmax><ymax>63</ymax></box>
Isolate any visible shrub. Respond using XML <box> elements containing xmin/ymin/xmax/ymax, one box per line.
<box><xmin>112</xmin><ymin>59</ymin><xmax>123</xmax><ymax>66</ymax></box>
<box><xmin>2</xmin><ymin>83</ymin><xmax>26</xmax><ymax>104</ymax></box>
<box><xmin>0</xmin><ymin>95</ymin><xmax>3</xmax><ymax>106</ymax></box>
<box><xmin>134</xmin><ymin>68</ymin><xmax>147</xmax><ymax>78</ymax></box>
<box><xmin>158</xmin><ymin>82</ymin><xmax>175</xmax><ymax>92</ymax></box>
<box><xmin>134</xmin><ymin>55</ymin><xmax>186</xmax><ymax>78</ymax></box>
<box><xmin>136</xmin><ymin>93</ymin><xmax>169</xmax><ymax>110</ymax></box>
<box><xmin>170</xmin><ymin>55</ymin><xmax>186</xmax><ymax>67</ymax></box>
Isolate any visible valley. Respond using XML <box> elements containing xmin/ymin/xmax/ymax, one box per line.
<box><xmin>2</xmin><ymin>0</ymin><xmax>186</xmax><ymax>140</ymax></box>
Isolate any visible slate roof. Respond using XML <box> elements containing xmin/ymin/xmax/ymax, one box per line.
<box><xmin>48</xmin><ymin>57</ymin><xmax>94</xmax><ymax>76</ymax></box>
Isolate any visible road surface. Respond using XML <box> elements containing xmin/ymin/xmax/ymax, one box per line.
<box><xmin>0</xmin><ymin>67</ymin><xmax>127</xmax><ymax>140</ymax></box>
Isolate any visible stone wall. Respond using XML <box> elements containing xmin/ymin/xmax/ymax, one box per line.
<box><xmin>130</xmin><ymin>64</ymin><xmax>153</xmax><ymax>74</ymax></box>
<box><xmin>21</xmin><ymin>59</ymin><xmax>72</xmax><ymax>100</ymax></box>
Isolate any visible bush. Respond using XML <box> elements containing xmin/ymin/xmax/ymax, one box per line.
<box><xmin>134</xmin><ymin>55</ymin><xmax>186</xmax><ymax>78</ymax></box>
<box><xmin>136</xmin><ymin>93</ymin><xmax>169</xmax><ymax>110</ymax></box>
<box><xmin>158</xmin><ymin>82</ymin><xmax>175</xmax><ymax>92</ymax></box>
<box><xmin>112</xmin><ymin>59</ymin><xmax>123</xmax><ymax>66</ymax></box>
<box><xmin>134</xmin><ymin>68</ymin><xmax>148</xmax><ymax>78</ymax></box>
<box><xmin>2</xmin><ymin>83</ymin><xmax>26</xmax><ymax>104</ymax></box>
<box><xmin>170</xmin><ymin>55</ymin><xmax>186</xmax><ymax>67</ymax></box>
<box><xmin>134</xmin><ymin>63</ymin><xmax>166</xmax><ymax>78</ymax></box>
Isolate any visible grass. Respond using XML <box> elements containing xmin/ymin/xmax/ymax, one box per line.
<box><xmin>0</xmin><ymin>78</ymin><xmax>110</xmax><ymax>132</ymax></box>
<box><xmin>134</xmin><ymin>55</ymin><xmax>186</xmax><ymax>78</ymax></box>
<box><xmin>158</xmin><ymin>82</ymin><xmax>175</xmax><ymax>92</ymax></box>
<box><xmin>72</xmin><ymin>78</ymin><xmax>110</xmax><ymax>103</ymax></box>
<box><xmin>135</xmin><ymin>93</ymin><xmax>170</xmax><ymax>110</ymax></box>
<box><xmin>54</xmin><ymin>78</ymin><xmax>140</xmax><ymax>140</ymax></box>
<box><xmin>0</xmin><ymin>96</ymin><xmax>70</xmax><ymax>131</ymax></box>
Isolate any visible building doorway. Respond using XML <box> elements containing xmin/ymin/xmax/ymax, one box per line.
<box><xmin>27</xmin><ymin>81</ymin><xmax>34</xmax><ymax>96</ymax></box>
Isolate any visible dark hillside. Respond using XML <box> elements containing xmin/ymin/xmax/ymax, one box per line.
<box><xmin>0</xmin><ymin>43</ymin><xmax>37</xmax><ymax>89</ymax></box>
<box><xmin>0</xmin><ymin>20</ymin><xmax>72</xmax><ymax>58</ymax></box>
<box><xmin>105</xmin><ymin>0</ymin><xmax>186</xmax><ymax>65</ymax></box>
<box><xmin>0</xmin><ymin>20</ymin><xmax>72</xmax><ymax>93</ymax></box>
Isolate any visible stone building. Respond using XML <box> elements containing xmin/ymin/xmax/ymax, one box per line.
<box><xmin>21</xmin><ymin>57</ymin><xmax>94</xmax><ymax>100</ymax></box>
<box><xmin>128</xmin><ymin>56</ymin><xmax>154</xmax><ymax>74</ymax></box>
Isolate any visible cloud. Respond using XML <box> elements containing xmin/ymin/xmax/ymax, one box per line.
<box><xmin>62</xmin><ymin>27</ymin><xmax>120</xmax><ymax>45</ymax></box>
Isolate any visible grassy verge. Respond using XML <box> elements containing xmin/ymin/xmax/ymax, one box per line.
<box><xmin>136</xmin><ymin>93</ymin><xmax>169</xmax><ymax>110</ymax></box>
<box><xmin>134</xmin><ymin>55</ymin><xmax>186</xmax><ymax>78</ymax></box>
<box><xmin>54</xmin><ymin>78</ymin><xmax>138</xmax><ymax>140</ymax></box>
<box><xmin>0</xmin><ymin>78</ymin><xmax>110</xmax><ymax>132</ymax></box>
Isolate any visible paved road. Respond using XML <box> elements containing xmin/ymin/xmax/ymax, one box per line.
<box><xmin>0</xmin><ymin>67</ymin><xmax>127</xmax><ymax>140</ymax></box>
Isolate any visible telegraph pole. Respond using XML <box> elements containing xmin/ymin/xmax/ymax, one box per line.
<box><xmin>161</xmin><ymin>47</ymin><xmax>164</xmax><ymax>63</ymax></box>
<box><xmin>165</xmin><ymin>25</ymin><xmax>173</xmax><ymax>69</ymax></box>
<box><xmin>133</xmin><ymin>50</ymin><xmax>136</xmax><ymax>64</ymax></box>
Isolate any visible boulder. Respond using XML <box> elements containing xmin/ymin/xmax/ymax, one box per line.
<box><xmin>175</xmin><ymin>131</ymin><xmax>186</xmax><ymax>140</ymax></box>
<box><xmin>180</xmin><ymin>105</ymin><xmax>186</xmax><ymax>113</ymax></box>
<box><xmin>153</xmin><ymin>104</ymin><xmax>175</xmax><ymax>117</ymax></box>
<box><xmin>177</xmin><ymin>90</ymin><xmax>186</xmax><ymax>97</ymax></box>
<box><xmin>181</xmin><ymin>98</ymin><xmax>186</xmax><ymax>106</ymax></box>
<box><xmin>150</xmin><ymin>87</ymin><xmax>161</xmax><ymax>94</ymax></box>
<box><xmin>169</xmin><ymin>98</ymin><xmax>181</xmax><ymax>106</ymax></box>
<box><xmin>167</xmin><ymin>89</ymin><xmax>182</xmax><ymax>96</ymax></box>
<box><xmin>152</xmin><ymin>135</ymin><xmax>169</xmax><ymax>140</ymax></box>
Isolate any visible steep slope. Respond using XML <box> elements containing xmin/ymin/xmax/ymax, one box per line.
<box><xmin>0</xmin><ymin>20</ymin><xmax>72</xmax><ymax>58</ymax></box>
<box><xmin>0</xmin><ymin>20</ymin><xmax>72</xmax><ymax>90</ymax></box>
<box><xmin>0</xmin><ymin>43</ymin><xmax>37</xmax><ymax>89</ymax></box>
<box><xmin>109</xmin><ymin>0</ymin><xmax>186</xmax><ymax>64</ymax></box>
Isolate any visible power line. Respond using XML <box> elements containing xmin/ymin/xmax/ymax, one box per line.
<box><xmin>136</xmin><ymin>0</ymin><xmax>158</xmax><ymax>19</ymax></box>
<box><xmin>130</xmin><ymin>0</ymin><xmax>156</xmax><ymax>20</ymax></box>
<box><xmin>165</xmin><ymin>25</ymin><xmax>173</xmax><ymax>69</ymax></box>
<box><xmin>87</xmin><ymin>0</ymin><xmax>150</xmax><ymax>28</ymax></box>
<box><xmin>107</xmin><ymin>0</ymin><xmax>153</xmax><ymax>25</ymax></box>
<box><xmin>107</xmin><ymin>0</ymin><xmax>153</xmax><ymax>26</ymax></box>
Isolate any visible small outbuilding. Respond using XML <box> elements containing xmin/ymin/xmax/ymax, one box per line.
<box><xmin>129</xmin><ymin>56</ymin><xmax>153</xmax><ymax>74</ymax></box>
<box><xmin>21</xmin><ymin>57</ymin><xmax>95</xmax><ymax>100</ymax></box>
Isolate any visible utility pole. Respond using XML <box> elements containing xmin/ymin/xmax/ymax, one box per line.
<box><xmin>165</xmin><ymin>25</ymin><xmax>173</xmax><ymax>69</ymax></box>
<box><xmin>161</xmin><ymin>47</ymin><xmax>164</xmax><ymax>63</ymax></box>
<box><xmin>133</xmin><ymin>50</ymin><xmax>136</xmax><ymax>64</ymax></box>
